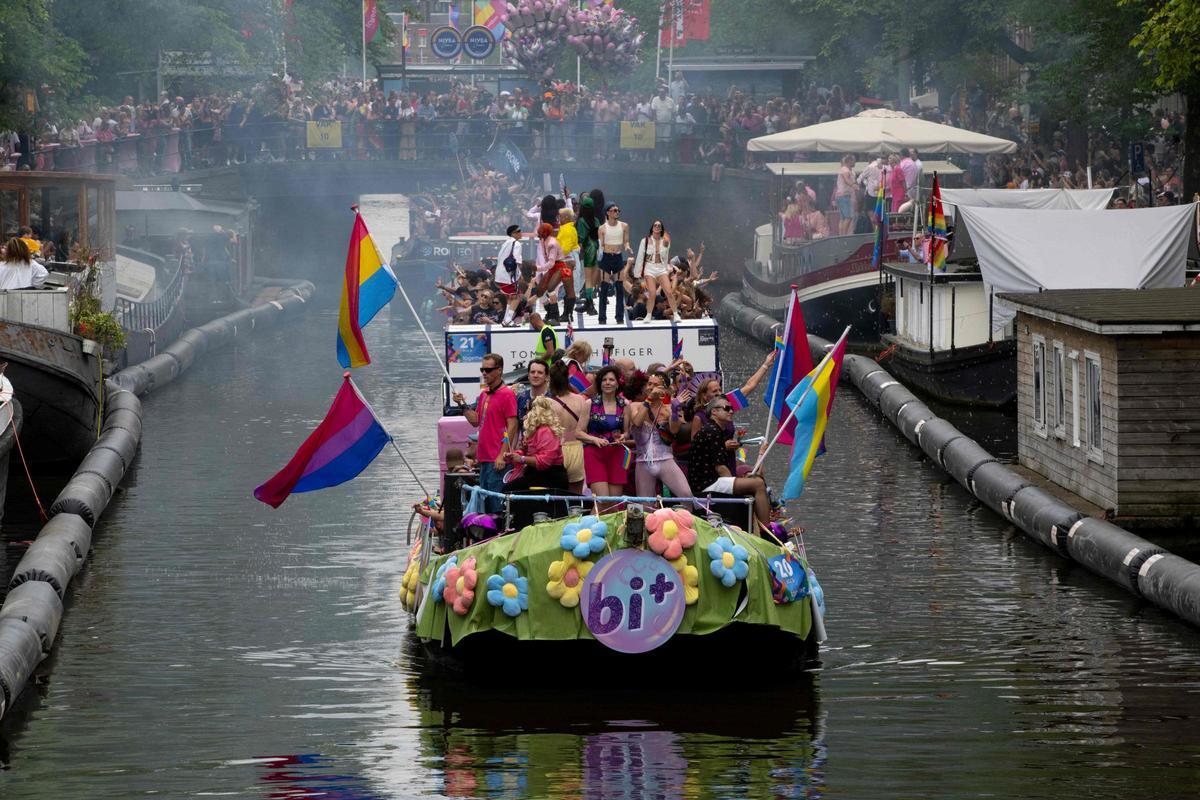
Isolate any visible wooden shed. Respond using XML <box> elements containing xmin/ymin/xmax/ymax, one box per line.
<box><xmin>998</xmin><ymin>288</ymin><xmax>1200</xmax><ymax>527</ymax></box>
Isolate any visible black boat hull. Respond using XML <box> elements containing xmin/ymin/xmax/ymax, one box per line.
<box><xmin>881</xmin><ymin>336</ymin><xmax>1017</xmax><ymax>408</ymax></box>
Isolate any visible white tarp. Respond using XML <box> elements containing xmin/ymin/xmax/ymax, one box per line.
<box><xmin>957</xmin><ymin>203</ymin><xmax>1196</xmax><ymax>331</ymax></box>
<box><xmin>748</xmin><ymin>109</ymin><xmax>1017</xmax><ymax>155</ymax></box>
<box><xmin>941</xmin><ymin>187</ymin><xmax>1115</xmax><ymax>211</ymax></box>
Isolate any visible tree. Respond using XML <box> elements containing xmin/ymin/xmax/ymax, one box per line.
<box><xmin>0</xmin><ymin>0</ymin><xmax>88</xmax><ymax>130</ymax></box>
<box><xmin>1127</xmin><ymin>0</ymin><xmax>1200</xmax><ymax>197</ymax></box>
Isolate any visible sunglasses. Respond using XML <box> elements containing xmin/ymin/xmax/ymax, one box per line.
<box><xmin>715</xmin><ymin>405</ymin><xmax>733</xmax><ymax>412</ymax></box>
<box><xmin>480</xmin><ymin>365</ymin><xmax>500</xmax><ymax>374</ymax></box>
<box><xmin>609</xmin><ymin>208</ymin><xmax>620</xmax><ymax>213</ymax></box>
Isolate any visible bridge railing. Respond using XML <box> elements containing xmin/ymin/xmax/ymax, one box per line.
<box><xmin>114</xmin><ymin>254</ymin><xmax>187</xmax><ymax>333</ymax></box>
<box><xmin>23</xmin><ymin>119</ymin><xmax>763</xmax><ymax>176</ymax></box>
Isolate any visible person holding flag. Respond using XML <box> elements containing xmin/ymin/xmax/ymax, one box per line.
<box><xmin>337</xmin><ymin>207</ymin><xmax>398</xmax><ymax>369</ymax></box>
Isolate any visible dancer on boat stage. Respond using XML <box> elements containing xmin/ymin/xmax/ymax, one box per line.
<box><xmin>534</xmin><ymin>222</ymin><xmax>574</xmax><ymax>324</ymax></box>
<box><xmin>452</xmin><ymin>353</ymin><xmax>518</xmax><ymax>514</ymax></box>
<box><xmin>502</xmin><ymin>396</ymin><xmax>568</xmax><ymax>493</ymax></box>
<box><xmin>632</xmin><ymin>219</ymin><xmax>682</xmax><ymax>322</ymax></box>
<box><xmin>598</xmin><ymin>201</ymin><xmax>632</xmax><ymax>324</ymax></box>
<box><xmin>578</xmin><ymin>365</ymin><xmax>631</xmax><ymax>502</ymax></box>
<box><xmin>628</xmin><ymin>371</ymin><xmax>692</xmax><ymax>499</ymax></box>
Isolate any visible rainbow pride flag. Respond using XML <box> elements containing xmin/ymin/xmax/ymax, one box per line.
<box><xmin>870</xmin><ymin>174</ymin><xmax>888</xmax><ymax>270</ymax></box>
<box><xmin>473</xmin><ymin>0</ymin><xmax>506</xmax><ymax>38</ymax></box>
<box><xmin>337</xmin><ymin>210</ymin><xmax>398</xmax><ymax>369</ymax></box>
<box><xmin>927</xmin><ymin>173</ymin><xmax>947</xmax><ymax>270</ymax></box>
<box><xmin>254</xmin><ymin>376</ymin><xmax>391</xmax><ymax>508</ymax></box>
<box><xmin>781</xmin><ymin>328</ymin><xmax>848</xmax><ymax>502</ymax></box>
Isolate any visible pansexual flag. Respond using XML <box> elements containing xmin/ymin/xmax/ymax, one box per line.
<box><xmin>254</xmin><ymin>376</ymin><xmax>391</xmax><ymax>508</ymax></box>
<box><xmin>337</xmin><ymin>210</ymin><xmax>398</xmax><ymax>369</ymax></box>
<box><xmin>781</xmin><ymin>329</ymin><xmax>848</xmax><ymax>501</ymax></box>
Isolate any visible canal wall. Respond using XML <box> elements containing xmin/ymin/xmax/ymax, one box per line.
<box><xmin>0</xmin><ymin>280</ymin><xmax>315</xmax><ymax>720</ymax></box>
<box><xmin>719</xmin><ymin>293</ymin><xmax>1200</xmax><ymax>631</ymax></box>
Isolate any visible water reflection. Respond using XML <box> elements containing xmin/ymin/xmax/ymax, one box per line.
<box><xmin>406</xmin><ymin>660</ymin><xmax>825</xmax><ymax>799</ymax></box>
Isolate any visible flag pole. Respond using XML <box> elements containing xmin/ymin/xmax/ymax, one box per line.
<box><xmin>752</xmin><ymin>326</ymin><xmax>849</xmax><ymax>473</ymax></box>
<box><xmin>760</xmin><ymin>284</ymin><xmax>796</xmax><ymax>448</ymax></box>
<box><xmin>655</xmin><ymin>2</ymin><xmax>663</xmax><ymax>83</ymax></box>
<box><xmin>349</xmin><ymin>374</ymin><xmax>432</xmax><ymax>498</ymax></box>
<box><xmin>361</xmin><ymin>1</ymin><xmax>368</xmax><ymax>85</ymax></box>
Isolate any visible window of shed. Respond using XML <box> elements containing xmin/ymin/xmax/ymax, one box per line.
<box><xmin>1032</xmin><ymin>337</ymin><xmax>1046</xmax><ymax>435</ymax></box>
<box><xmin>1085</xmin><ymin>353</ymin><xmax>1103</xmax><ymax>461</ymax></box>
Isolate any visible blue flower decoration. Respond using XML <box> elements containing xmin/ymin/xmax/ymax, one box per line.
<box><xmin>431</xmin><ymin>555</ymin><xmax>458</xmax><ymax>603</ymax></box>
<box><xmin>486</xmin><ymin>564</ymin><xmax>530</xmax><ymax>618</ymax></box>
<box><xmin>560</xmin><ymin>515</ymin><xmax>608</xmax><ymax>558</ymax></box>
<box><xmin>707</xmin><ymin>536</ymin><xmax>750</xmax><ymax>588</ymax></box>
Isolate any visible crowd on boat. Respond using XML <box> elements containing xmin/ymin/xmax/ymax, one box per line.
<box><xmin>430</xmin><ymin>187</ymin><xmax>717</xmax><ymax>325</ymax></box>
<box><xmin>416</xmin><ymin>336</ymin><xmax>782</xmax><ymax>535</ymax></box>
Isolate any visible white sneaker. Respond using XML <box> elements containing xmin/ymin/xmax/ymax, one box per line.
<box><xmin>672</xmin><ymin>312</ymin><xmax>682</xmax><ymax>322</ymax></box>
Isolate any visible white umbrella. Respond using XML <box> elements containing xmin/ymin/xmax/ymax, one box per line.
<box><xmin>747</xmin><ymin>109</ymin><xmax>1018</xmax><ymax>155</ymax></box>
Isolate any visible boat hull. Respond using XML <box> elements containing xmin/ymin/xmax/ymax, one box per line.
<box><xmin>420</xmin><ymin>621</ymin><xmax>819</xmax><ymax>680</ymax></box>
<box><xmin>0</xmin><ymin>322</ymin><xmax>102</xmax><ymax>467</ymax></box>
<box><xmin>881</xmin><ymin>336</ymin><xmax>1017</xmax><ymax>408</ymax></box>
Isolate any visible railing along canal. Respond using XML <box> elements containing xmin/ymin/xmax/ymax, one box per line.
<box><xmin>115</xmin><ymin>255</ymin><xmax>186</xmax><ymax>333</ymax></box>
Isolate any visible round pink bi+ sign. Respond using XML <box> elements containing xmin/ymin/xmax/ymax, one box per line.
<box><xmin>580</xmin><ymin>549</ymin><xmax>685</xmax><ymax>654</ymax></box>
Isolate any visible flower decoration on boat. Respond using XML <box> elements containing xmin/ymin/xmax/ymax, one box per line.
<box><xmin>547</xmin><ymin>551</ymin><xmax>594</xmax><ymax>608</ymax></box>
<box><xmin>707</xmin><ymin>536</ymin><xmax>751</xmax><ymax>588</ymax></box>
<box><xmin>560</xmin><ymin>515</ymin><xmax>608</xmax><ymax>559</ymax></box>
<box><xmin>487</xmin><ymin>564</ymin><xmax>530</xmax><ymax>618</ymax></box>
<box><xmin>669</xmin><ymin>554</ymin><xmax>700</xmax><ymax>605</ymax></box>
<box><xmin>442</xmin><ymin>557</ymin><xmax>478</xmax><ymax>616</ymax></box>
<box><xmin>645</xmin><ymin>508</ymin><xmax>697</xmax><ymax>561</ymax></box>
<box><xmin>431</xmin><ymin>555</ymin><xmax>458</xmax><ymax>604</ymax></box>
<box><xmin>399</xmin><ymin>560</ymin><xmax>421</xmax><ymax>612</ymax></box>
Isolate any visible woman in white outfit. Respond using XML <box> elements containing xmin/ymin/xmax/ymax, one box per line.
<box><xmin>0</xmin><ymin>238</ymin><xmax>49</xmax><ymax>291</ymax></box>
<box><xmin>632</xmin><ymin>219</ymin><xmax>680</xmax><ymax>322</ymax></box>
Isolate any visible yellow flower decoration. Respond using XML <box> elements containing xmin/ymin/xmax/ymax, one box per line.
<box><xmin>547</xmin><ymin>550</ymin><xmax>595</xmax><ymax>608</ymax></box>
<box><xmin>669</xmin><ymin>554</ymin><xmax>699</xmax><ymax>605</ymax></box>
<box><xmin>399</xmin><ymin>559</ymin><xmax>421</xmax><ymax>611</ymax></box>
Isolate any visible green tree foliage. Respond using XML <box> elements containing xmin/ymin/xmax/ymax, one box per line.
<box><xmin>0</xmin><ymin>0</ymin><xmax>88</xmax><ymax>129</ymax></box>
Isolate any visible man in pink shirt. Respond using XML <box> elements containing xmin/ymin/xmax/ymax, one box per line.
<box><xmin>453</xmin><ymin>353</ymin><xmax>518</xmax><ymax>513</ymax></box>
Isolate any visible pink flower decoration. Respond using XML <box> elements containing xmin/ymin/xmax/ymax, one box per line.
<box><xmin>645</xmin><ymin>508</ymin><xmax>697</xmax><ymax>561</ymax></box>
<box><xmin>443</xmin><ymin>556</ymin><xmax>478</xmax><ymax>616</ymax></box>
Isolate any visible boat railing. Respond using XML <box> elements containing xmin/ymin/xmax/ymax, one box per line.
<box><xmin>114</xmin><ymin>254</ymin><xmax>186</xmax><ymax>333</ymax></box>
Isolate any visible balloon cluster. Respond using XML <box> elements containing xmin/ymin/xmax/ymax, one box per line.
<box><xmin>501</xmin><ymin>0</ymin><xmax>644</xmax><ymax>80</ymax></box>
<box><xmin>567</xmin><ymin>4</ymin><xmax>644</xmax><ymax>75</ymax></box>
<box><xmin>500</xmin><ymin>0</ymin><xmax>574</xmax><ymax>79</ymax></box>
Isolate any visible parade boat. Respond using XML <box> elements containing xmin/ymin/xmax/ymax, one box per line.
<box><xmin>742</xmin><ymin>110</ymin><xmax>1018</xmax><ymax>342</ymax></box>
<box><xmin>400</xmin><ymin>314</ymin><xmax>825</xmax><ymax>676</ymax></box>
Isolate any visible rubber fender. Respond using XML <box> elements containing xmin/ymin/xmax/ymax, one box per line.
<box><xmin>224</xmin><ymin>308</ymin><xmax>256</xmax><ymax>335</ymax></box>
<box><xmin>878</xmin><ymin>383</ymin><xmax>919</xmax><ymax>424</ymax></box>
<box><xmin>914</xmin><ymin>417</ymin><xmax>964</xmax><ymax>465</ymax></box>
<box><xmin>1007</xmin><ymin>486</ymin><xmax>1072</xmax><ymax>549</ymax></box>
<box><xmin>111</xmin><ymin>364</ymin><xmax>152</xmax><ymax>396</ymax></box>
<box><xmin>93</xmin><ymin>428</ymin><xmax>140</xmax><ymax>472</ymax></box>
<box><xmin>1034</xmin><ymin>502</ymin><xmax>1085</xmax><ymax>557</ymax></box>
<box><xmin>103</xmin><ymin>385</ymin><xmax>143</xmax><ymax>419</ymax></box>
<box><xmin>102</xmin><ymin>406</ymin><xmax>143</xmax><ymax>441</ymax></box>
<box><xmin>177</xmin><ymin>328</ymin><xmax>211</xmax><ymax>357</ymax></box>
<box><xmin>277</xmin><ymin>294</ymin><xmax>307</xmax><ymax>314</ymax></box>
<box><xmin>0</xmin><ymin>582</ymin><xmax>64</xmax><ymax>653</ymax></box>
<box><xmin>750</xmin><ymin>315</ymin><xmax>778</xmax><ymax>343</ymax></box>
<box><xmin>841</xmin><ymin>355</ymin><xmax>877</xmax><ymax>386</ymax></box>
<box><xmin>8</xmin><ymin>537</ymin><xmax>79</xmax><ymax>597</ymax></box>
<box><xmin>73</xmin><ymin>447</ymin><xmax>126</xmax><ymax>496</ymax></box>
<box><xmin>734</xmin><ymin>306</ymin><xmax>760</xmax><ymax>334</ymax></box>
<box><xmin>1136</xmin><ymin>553</ymin><xmax>1200</xmax><ymax>629</ymax></box>
<box><xmin>862</xmin><ymin>370</ymin><xmax>900</xmax><ymax>408</ymax></box>
<box><xmin>1065</xmin><ymin>517</ymin><xmax>1166</xmax><ymax>595</ymax></box>
<box><xmin>940</xmin><ymin>437</ymin><xmax>996</xmax><ymax>492</ymax></box>
<box><xmin>162</xmin><ymin>339</ymin><xmax>196</xmax><ymax>372</ymax></box>
<box><xmin>36</xmin><ymin>513</ymin><xmax>92</xmax><ymax>564</ymax></box>
<box><xmin>141</xmin><ymin>353</ymin><xmax>180</xmax><ymax>391</ymax></box>
<box><xmin>250</xmin><ymin>302</ymin><xmax>283</xmax><ymax>327</ymax></box>
<box><xmin>0</xmin><ymin>618</ymin><xmax>44</xmax><ymax>717</ymax></box>
<box><xmin>47</xmin><ymin>472</ymin><xmax>112</xmax><ymax>527</ymax></box>
<box><xmin>894</xmin><ymin>400</ymin><xmax>936</xmax><ymax>444</ymax></box>
<box><xmin>196</xmin><ymin>318</ymin><xmax>232</xmax><ymax>348</ymax></box>
<box><xmin>967</xmin><ymin>461</ymin><xmax>1030</xmax><ymax>519</ymax></box>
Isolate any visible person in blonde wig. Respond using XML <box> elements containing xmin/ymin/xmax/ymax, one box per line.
<box><xmin>502</xmin><ymin>396</ymin><xmax>567</xmax><ymax>492</ymax></box>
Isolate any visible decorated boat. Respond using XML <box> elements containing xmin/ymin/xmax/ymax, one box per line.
<box><xmin>402</xmin><ymin>504</ymin><xmax>823</xmax><ymax>674</ymax></box>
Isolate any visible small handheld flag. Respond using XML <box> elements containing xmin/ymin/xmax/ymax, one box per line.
<box><xmin>337</xmin><ymin>209</ymin><xmax>399</xmax><ymax>369</ymax></box>
<box><xmin>254</xmin><ymin>375</ymin><xmax>391</xmax><ymax>508</ymax></box>
<box><xmin>725</xmin><ymin>388</ymin><xmax>749</xmax><ymax>412</ymax></box>
<box><xmin>672</xmin><ymin>339</ymin><xmax>683</xmax><ymax>360</ymax></box>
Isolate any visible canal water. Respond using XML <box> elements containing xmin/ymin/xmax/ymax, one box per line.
<box><xmin>2</xmin><ymin>301</ymin><xmax>1199</xmax><ymax>799</ymax></box>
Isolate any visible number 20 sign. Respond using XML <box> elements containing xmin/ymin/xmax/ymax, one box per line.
<box><xmin>581</xmin><ymin>549</ymin><xmax>685</xmax><ymax>653</ymax></box>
